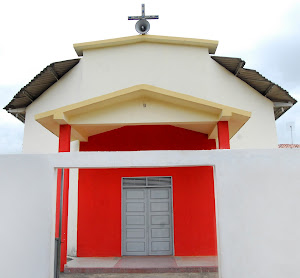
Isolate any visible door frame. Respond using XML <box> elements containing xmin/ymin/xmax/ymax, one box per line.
<box><xmin>121</xmin><ymin>176</ymin><xmax>175</xmax><ymax>256</ymax></box>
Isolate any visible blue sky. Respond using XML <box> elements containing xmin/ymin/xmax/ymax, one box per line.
<box><xmin>0</xmin><ymin>0</ymin><xmax>299</xmax><ymax>153</ymax></box>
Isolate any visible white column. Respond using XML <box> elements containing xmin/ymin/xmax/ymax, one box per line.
<box><xmin>67</xmin><ymin>140</ymin><xmax>80</xmax><ymax>257</ymax></box>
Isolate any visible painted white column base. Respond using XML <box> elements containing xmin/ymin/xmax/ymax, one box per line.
<box><xmin>67</xmin><ymin>140</ymin><xmax>79</xmax><ymax>257</ymax></box>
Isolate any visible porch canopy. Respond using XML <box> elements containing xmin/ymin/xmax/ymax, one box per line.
<box><xmin>35</xmin><ymin>84</ymin><xmax>251</xmax><ymax>142</ymax></box>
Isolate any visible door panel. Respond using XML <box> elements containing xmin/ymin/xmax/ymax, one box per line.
<box><xmin>122</xmin><ymin>177</ymin><xmax>173</xmax><ymax>256</ymax></box>
<box><xmin>148</xmin><ymin>188</ymin><xmax>172</xmax><ymax>255</ymax></box>
<box><xmin>123</xmin><ymin>188</ymin><xmax>147</xmax><ymax>255</ymax></box>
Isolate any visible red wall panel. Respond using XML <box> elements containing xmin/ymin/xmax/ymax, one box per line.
<box><xmin>218</xmin><ymin>121</ymin><xmax>230</xmax><ymax>149</ymax></box>
<box><xmin>77</xmin><ymin>167</ymin><xmax>217</xmax><ymax>257</ymax></box>
<box><xmin>80</xmin><ymin>125</ymin><xmax>216</xmax><ymax>151</ymax></box>
<box><xmin>172</xmin><ymin>167</ymin><xmax>218</xmax><ymax>255</ymax></box>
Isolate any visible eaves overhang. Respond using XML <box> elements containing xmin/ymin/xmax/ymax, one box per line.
<box><xmin>35</xmin><ymin>84</ymin><xmax>251</xmax><ymax>142</ymax></box>
<box><xmin>5</xmin><ymin>47</ymin><xmax>295</xmax><ymax>125</ymax></box>
<box><xmin>3</xmin><ymin>59</ymin><xmax>80</xmax><ymax>123</ymax></box>
<box><xmin>211</xmin><ymin>56</ymin><xmax>297</xmax><ymax>120</ymax></box>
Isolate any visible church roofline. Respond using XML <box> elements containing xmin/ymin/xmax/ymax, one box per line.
<box><xmin>211</xmin><ymin>56</ymin><xmax>297</xmax><ymax>120</ymax></box>
<box><xmin>3</xmin><ymin>59</ymin><xmax>80</xmax><ymax>123</ymax></box>
<box><xmin>3</xmin><ymin>54</ymin><xmax>296</xmax><ymax>123</ymax></box>
<box><xmin>73</xmin><ymin>35</ymin><xmax>219</xmax><ymax>56</ymax></box>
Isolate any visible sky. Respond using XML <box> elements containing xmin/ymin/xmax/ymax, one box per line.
<box><xmin>0</xmin><ymin>0</ymin><xmax>299</xmax><ymax>153</ymax></box>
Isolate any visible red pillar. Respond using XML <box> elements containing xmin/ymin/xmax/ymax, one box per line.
<box><xmin>217</xmin><ymin>121</ymin><xmax>230</xmax><ymax>149</ymax></box>
<box><xmin>56</xmin><ymin>124</ymin><xmax>71</xmax><ymax>272</ymax></box>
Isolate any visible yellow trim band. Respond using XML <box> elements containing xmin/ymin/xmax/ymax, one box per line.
<box><xmin>73</xmin><ymin>35</ymin><xmax>219</xmax><ymax>56</ymax></box>
<box><xmin>35</xmin><ymin>84</ymin><xmax>251</xmax><ymax>142</ymax></box>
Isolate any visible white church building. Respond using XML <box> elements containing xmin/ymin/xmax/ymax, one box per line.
<box><xmin>1</xmin><ymin>33</ymin><xmax>300</xmax><ymax>278</ymax></box>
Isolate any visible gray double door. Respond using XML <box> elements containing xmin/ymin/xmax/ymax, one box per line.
<box><xmin>122</xmin><ymin>177</ymin><xmax>173</xmax><ymax>256</ymax></box>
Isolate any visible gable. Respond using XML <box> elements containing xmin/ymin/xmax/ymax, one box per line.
<box><xmin>4</xmin><ymin>36</ymin><xmax>295</xmax><ymax>125</ymax></box>
<box><xmin>5</xmin><ymin>35</ymin><xmax>296</xmax><ymax>150</ymax></box>
<box><xmin>68</xmin><ymin>97</ymin><xmax>219</xmax><ymax>125</ymax></box>
<box><xmin>73</xmin><ymin>35</ymin><xmax>218</xmax><ymax>56</ymax></box>
<box><xmin>35</xmin><ymin>84</ymin><xmax>251</xmax><ymax>142</ymax></box>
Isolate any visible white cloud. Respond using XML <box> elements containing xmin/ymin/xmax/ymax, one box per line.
<box><xmin>0</xmin><ymin>85</ymin><xmax>24</xmax><ymax>154</ymax></box>
<box><xmin>0</xmin><ymin>110</ymin><xmax>24</xmax><ymax>154</ymax></box>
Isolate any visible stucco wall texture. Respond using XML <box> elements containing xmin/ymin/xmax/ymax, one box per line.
<box><xmin>1</xmin><ymin>149</ymin><xmax>300</xmax><ymax>278</ymax></box>
<box><xmin>22</xmin><ymin>42</ymin><xmax>277</xmax><ymax>153</ymax></box>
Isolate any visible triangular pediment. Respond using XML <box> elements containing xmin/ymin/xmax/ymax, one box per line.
<box><xmin>73</xmin><ymin>35</ymin><xmax>218</xmax><ymax>56</ymax></box>
<box><xmin>35</xmin><ymin>84</ymin><xmax>251</xmax><ymax>142</ymax></box>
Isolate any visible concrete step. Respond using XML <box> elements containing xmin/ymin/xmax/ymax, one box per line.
<box><xmin>65</xmin><ymin>266</ymin><xmax>217</xmax><ymax>274</ymax></box>
<box><xmin>61</xmin><ymin>273</ymin><xmax>219</xmax><ymax>278</ymax></box>
<box><xmin>64</xmin><ymin>256</ymin><xmax>218</xmax><ymax>275</ymax></box>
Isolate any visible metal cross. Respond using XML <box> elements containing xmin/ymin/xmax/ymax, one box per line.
<box><xmin>128</xmin><ymin>4</ymin><xmax>159</xmax><ymax>21</ymax></box>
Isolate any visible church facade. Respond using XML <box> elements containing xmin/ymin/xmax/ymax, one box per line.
<box><xmin>4</xmin><ymin>35</ymin><xmax>296</xmax><ymax>270</ymax></box>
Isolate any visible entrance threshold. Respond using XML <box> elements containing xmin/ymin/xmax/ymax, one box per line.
<box><xmin>64</xmin><ymin>256</ymin><xmax>218</xmax><ymax>274</ymax></box>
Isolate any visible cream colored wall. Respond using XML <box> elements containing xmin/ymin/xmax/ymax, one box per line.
<box><xmin>23</xmin><ymin>42</ymin><xmax>277</xmax><ymax>153</ymax></box>
<box><xmin>21</xmin><ymin>41</ymin><xmax>278</xmax><ymax>257</ymax></box>
<box><xmin>69</xmin><ymin>98</ymin><xmax>219</xmax><ymax>125</ymax></box>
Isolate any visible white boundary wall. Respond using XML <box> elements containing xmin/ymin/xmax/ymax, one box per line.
<box><xmin>0</xmin><ymin>155</ymin><xmax>57</xmax><ymax>278</ymax></box>
<box><xmin>1</xmin><ymin>149</ymin><xmax>300</xmax><ymax>278</ymax></box>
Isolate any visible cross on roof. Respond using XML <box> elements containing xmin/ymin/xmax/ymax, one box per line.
<box><xmin>128</xmin><ymin>4</ymin><xmax>159</xmax><ymax>21</ymax></box>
